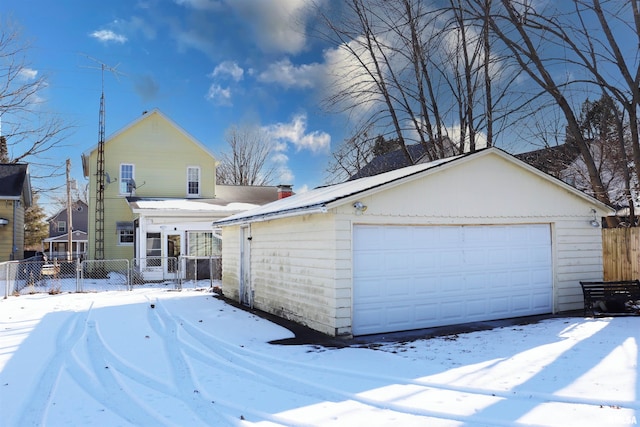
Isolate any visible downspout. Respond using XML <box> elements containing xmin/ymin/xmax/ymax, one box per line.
<box><xmin>11</xmin><ymin>200</ymin><xmax>17</xmax><ymax>260</ymax></box>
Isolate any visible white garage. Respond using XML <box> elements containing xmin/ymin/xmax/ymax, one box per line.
<box><xmin>217</xmin><ymin>148</ymin><xmax>614</xmax><ymax>337</ymax></box>
<box><xmin>352</xmin><ymin>224</ymin><xmax>553</xmax><ymax>335</ymax></box>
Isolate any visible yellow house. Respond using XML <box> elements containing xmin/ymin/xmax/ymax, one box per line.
<box><xmin>0</xmin><ymin>164</ymin><xmax>32</xmax><ymax>261</ymax></box>
<box><xmin>81</xmin><ymin>109</ymin><xmax>282</xmax><ymax>279</ymax></box>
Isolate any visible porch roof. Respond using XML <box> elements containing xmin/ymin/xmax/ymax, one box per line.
<box><xmin>44</xmin><ymin>230</ymin><xmax>88</xmax><ymax>243</ymax></box>
<box><xmin>126</xmin><ymin>197</ymin><xmax>260</xmax><ymax>217</ymax></box>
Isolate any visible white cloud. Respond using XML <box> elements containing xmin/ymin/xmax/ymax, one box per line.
<box><xmin>174</xmin><ymin>0</ymin><xmax>222</xmax><ymax>11</ymax></box>
<box><xmin>264</xmin><ymin>113</ymin><xmax>331</xmax><ymax>153</ymax></box>
<box><xmin>18</xmin><ymin>68</ymin><xmax>38</xmax><ymax>81</ymax></box>
<box><xmin>174</xmin><ymin>29</ymin><xmax>216</xmax><ymax>56</ymax></box>
<box><xmin>90</xmin><ymin>29</ymin><xmax>128</xmax><ymax>44</ymax></box>
<box><xmin>228</xmin><ymin>0</ymin><xmax>313</xmax><ymax>54</ymax></box>
<box><xmin>258</xmin><ymin>58</ymin><xmax>323</xmax><ymax>89</ymax></box>
<box><xmin>206</xmin><ymin>84</ymin><xmax>232</xmax><ymax>105</ymax></box>
<box><xmin>320</xmin><ymin>36</ymin><xmax>393</xmax><ymax>119</ymax></box>
<box><xmin>211</xmin><ymin>61</ymin><xmax>244</xmax><ymax>82</ymax></box>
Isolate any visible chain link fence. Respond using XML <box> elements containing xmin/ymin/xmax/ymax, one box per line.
<box><xmin>180</xmin><ymin>256</ymin><xmax>221</xmax><ymax>289</ymax></box>
<box><xmin>2</xmin><ymin>256</ymin><xmax>221</xmax><ymax>297</ymax></box>
<box><xmin>2</xmin><ymin>259</ymin><xmax>79</xmax><ymax>296</ymax></box>
<box><xmin>80</xmin><ymin>259</ymin><xmax>130</xmax><ymax>292</ymax></box>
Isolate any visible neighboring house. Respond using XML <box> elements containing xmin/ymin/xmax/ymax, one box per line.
<box><xmin>349</xmin><ymin>144</ymin><xmax>430</xmax><ymax>180</ymax></box>
<box><xmin>215</xmin><ymin>148</ymin><xmax>614</xmax><ymax>337</ymax></box>
<box><xmin>517</xmin><ymin>143</ymin><xmax>633</xmax><ymax>209</ymax></box>
<box><xmin>44</xmin><ymin>200</ymin><xmax>89</xmax><ymax>260</ymax></box>
<box><xmin>350</xmin><ymin>138</ymin><xmax>483</xmax><ymax>181</ymax></box>
<box><xmin>0</xmin><ymin>164</ymin><xmax>32</xmax><ymax>261</ymax></box>
<box><xmin>81</xmin><ymin>109</ymin><xmax>283</xmax><ymax>279</ymax></box>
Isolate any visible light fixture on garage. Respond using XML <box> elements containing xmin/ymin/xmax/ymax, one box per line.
<box><xmin>353</xmin><ymin>201</ymin><xmax>367</xmax><ymax>215</ymax></box>
<box><xmin>0</xmin><ymin>218</ymin><xmax>8</xmax><ymax>226</ymax></box>
<box><xmin>590</xmin><ymin>209</ymin><xmax>600</xmax><ymax>228</ymax></box>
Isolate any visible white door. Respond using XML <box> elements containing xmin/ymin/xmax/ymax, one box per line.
<box><xmin>352</xmin><ymin>224</ymin><xmax>553</xmax><ymax>335</ymax></box>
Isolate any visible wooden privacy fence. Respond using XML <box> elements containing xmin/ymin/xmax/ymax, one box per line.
<box><xmin>602</xmin><ymin>228</ymin><xmax>640</xmax><ymax>281</ymax></box>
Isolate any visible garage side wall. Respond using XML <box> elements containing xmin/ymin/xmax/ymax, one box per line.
<box><xmin>221</xmin><ymin>214</ymin><xmax>347</xmax><ymax>336</ymax></box>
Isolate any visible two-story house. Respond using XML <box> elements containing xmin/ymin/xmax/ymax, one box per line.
<box><xmin>0</xmin><ymin>164</ymin><xmax>32</xmax><ymax>261</ymax></box>
<box><xmin>81</xmin><ymin>109</ymin><xmax>283</xmax><ymax>279</ymax></box>
<box><xmin>43</xmin><ymin>200</ymin><xmax>89</xmax><ymax>260</ymax></box>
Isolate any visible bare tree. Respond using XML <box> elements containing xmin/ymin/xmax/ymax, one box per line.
<box><xmin>0</xmin><ymin>18</ymin><xmax>71</xmax><ymax>186</ymax></box>
<box><xmin>467</xmin><ymin>0</ymin><xmax>640</xmax><ymax>211</ymax></box>
<box><xmin>215</xmin><ymin>125</ymin><xmax>276</xmax><ymax>186</ymax></box>
<box><xmin>317</xmin><ymin>0</ymin><xmax>520</xmax><ymax>180</ymax></box>
<box><xmin>325</xmin><ymin>122</ymin><xmax>379</xmax><ymax>183</ymax></box>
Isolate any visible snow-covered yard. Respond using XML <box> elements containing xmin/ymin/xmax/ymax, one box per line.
<box><xmin>0</xmin><ymin>288</ymin><xmax>638</xmax><ymax>427</ymax></box>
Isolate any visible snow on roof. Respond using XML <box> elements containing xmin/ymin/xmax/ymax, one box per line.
<box><xmin>128</xmin><ymin>198</ymin><xmax>260</xmax><ymax>213</ymax></box>
<box><xmin>215</xmin><ymin>154</ymin><xmax>462</xmax><ymax>226</ymax></box>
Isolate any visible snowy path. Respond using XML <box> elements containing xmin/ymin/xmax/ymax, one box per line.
<box><xmin>1</xmin><ymin>289</ymin><xmax>638</xmax><ymax>427</ymax></box>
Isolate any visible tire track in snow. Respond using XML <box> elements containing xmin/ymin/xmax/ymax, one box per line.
<box><xmin>146</xmin><ymin>300</ymin><xmax>242</xmax><ymax>426</ymax></box>
<box><xmin>152</xmin><ymin>300</ymin><xmax>484</xmax><ymax>426</ymax></box>
<box><xmin>149</xmin><ymin>300</ymin><xmax>321</xmax><ymax>427</ymax></box>
<box><xmin>16</xmin><ymin>304</ymin><xmax>93</xmax><ymax>426</ymax></box>
<box><xmin>157</xmin><ymin>300</ymin><xmax>640</xmax><ymax>427</ymax></box>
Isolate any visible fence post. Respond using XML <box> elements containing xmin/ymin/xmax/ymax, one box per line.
<box><xmin>3</xmin><ymin>262</ymin><xmax>7</xmax><ymax>299</ymax></box>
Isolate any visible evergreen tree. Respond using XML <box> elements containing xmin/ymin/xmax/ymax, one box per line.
<box><xmin>24</xmin><ymin>194</ymin><xmax>49</xmax><ymax>250</ymax></box>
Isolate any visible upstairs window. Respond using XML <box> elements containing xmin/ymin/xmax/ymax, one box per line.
<box><xmin>187</xmin><ymin>166</ymin><xmax>200</xmax><ymax>197</ymax></box>
<box><xmin>119</xmin><ymin>164</ymin><xmax>135</xmax><ymax>195</ymax></box>
<box><xmin>57</xmin><ymin>221</ymin><xmax>66</xmax><ymax>233</ymax></box>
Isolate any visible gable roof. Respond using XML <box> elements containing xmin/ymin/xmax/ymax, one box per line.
<box><xmin>0</xmin><ymin>163</ymin><xmax>32</xmax><ymax>206</ymax></box>
<box><xmin>47</xmin><ymin>200</ymin><xmax>88</xmax><ymax>222</ymax></box>
<box><xmin>215</xmin><ymin>147</ymin><xmax>612</xmax><ymax>226</ymax></box>
<box><xmin>81</xmin><ymin>109</ymin><xmax>217</xmax><ymax>176</ymax></box>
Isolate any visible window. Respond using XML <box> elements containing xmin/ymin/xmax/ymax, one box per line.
<box><xmin>119</xmin><ymin>164</ymin><xmax>135</xmax><ymax>195</ymax></box>
<box><xmin>187</xmin><ymin>231</ymin><xmax>221</xmax><ymax>257</ymax></box>
<box><xmin>187</xmin><ymin>167</ymin><xmax>200</xmax><ymax>197</ymax></box>
<box><xmin>117</xmin><ymin>222</ymin><xmax>134</xmax><ymax>245</ymax></box>
<box><xmin>146</xmin><ymin>232</ymin><xmax>161</xmax><ymax>266</ymax></box>
<box><xmin>57</xmin><ymin>221</ymin><xmax>66</xmax><ymax>233</ymax></box>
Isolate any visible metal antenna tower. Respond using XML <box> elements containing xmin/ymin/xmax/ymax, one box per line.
<box><xmin>84</xmin><ymin>57</ymin><xmax>124</xmax><ymax>260</ymax></box>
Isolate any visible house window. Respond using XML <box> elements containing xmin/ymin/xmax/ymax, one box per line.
<box><xmin>57</xmin><ymin>221</ymin><xmax>66</xmax><ymax>233</ymax></box>
<box><xmin>119</xmin><ymin>164</ymin><xmax>135</xmax><ymax>195</ymax></box>
<box><xmin>187</xmin><ymin>167</ymin><xmax>200</xmax><ymax>197</ymax></box>
<box><xmin>146</xmin><ymin>232</ymin><xmax>161</xmax><ymax>266</ymax></box>
<box><xmin>117</xmin><ymin>222</ymin><xmax>134</xmax><ymax>245</ymax></box>
<box><xmin>187</xmin><ymin>231</ymin><xmax>221</xmax><ymax>257</ymax></box>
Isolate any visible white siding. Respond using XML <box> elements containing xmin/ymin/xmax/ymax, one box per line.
<box><xmin>221</xmin><ymin>152</ymin><xmax>607</xmax><ymax>336</ymax></box>
<box><xmin>222</xmin><ymin>213</ymin><xmax>343</xmax><ymax>336</ymax></box>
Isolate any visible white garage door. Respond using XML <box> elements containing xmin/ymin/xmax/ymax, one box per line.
<box><xmin>352</xmin><ymin>224</ymin><xmax>553</xmax><ymax>335</ymax></box>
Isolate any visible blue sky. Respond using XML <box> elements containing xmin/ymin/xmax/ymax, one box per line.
<box><xmin>4</xmin><ymin>0</ymin><xmax>345</xmax><ymax>213</ymax></box>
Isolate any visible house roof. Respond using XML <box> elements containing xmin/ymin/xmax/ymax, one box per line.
<box><xmin>349</xmin><ymin>144</ymin><xmax>429</xmax><ymax>180</ymax></box>
<box><xmin>126</xmin><ymin>185</ymin><xmax>281</xmax><ymax>217</ymax></box>
<box><xmin>81</xmin><ymin>109</ymin><xmax>217</xmax><ymax>177</ymax></box>
<box><xmin>515</xmin><ymin>143</ymin><xmax>580</xmax><ymax>178</ymax></box>
<box><xmin>0</xmin><ymin>163</ymin><xmax>32</xmax><ymax>206</ymax></box>
<box><xmin>214</xmin><ymin>147</ymin><xmax>613</xmax><ymax>226</ymax></box>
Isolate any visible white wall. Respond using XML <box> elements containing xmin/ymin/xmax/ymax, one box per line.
<box><xmin>221</xmin><ymin>152</ymin><xmax>607</xmax><ymax>336</ymax></box>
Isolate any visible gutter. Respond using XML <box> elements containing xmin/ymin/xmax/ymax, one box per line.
<box><xmin>214</xmin><ymin>204</ymin><xmax>328</xmax><ymax>227</ymax></box>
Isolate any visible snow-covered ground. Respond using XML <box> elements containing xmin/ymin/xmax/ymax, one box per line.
<box><xmin>0</xmin><ymin>288</ymin><xmax>638</xmax><ymax>427</ymax></box>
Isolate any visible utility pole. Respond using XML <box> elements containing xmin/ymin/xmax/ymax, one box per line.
<box><xmin>66</xmin><ymin>158</ymin><xmax>73</xmax><ymax>261</ymax></box>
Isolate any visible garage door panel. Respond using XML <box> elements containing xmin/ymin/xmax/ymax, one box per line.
<box><xmin>353</xmin><ymin>224</ymin><xmax>553</xmax><ymax>335</ymax></box>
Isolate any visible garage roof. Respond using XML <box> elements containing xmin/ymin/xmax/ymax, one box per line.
<box><xmin>214</xmin><ymin>147</ymin><xmax>613</xmax><ymax>226</ymax></box>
